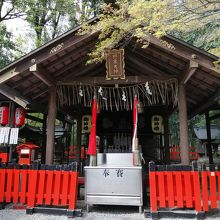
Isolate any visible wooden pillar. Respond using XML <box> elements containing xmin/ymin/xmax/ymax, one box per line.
<box><xmin>46</xmin><ymin>86</ymin><xmax>56</xmax><ymax>165</ymax></box>
<box><xmin>41</xmin><ymin>113</ymin><xmax>47</xmax><ymax>164</ymax></box>
<box><xmin>205</xmin><ymin>112</ymin><xmax>213</xmax><ymax>164</ymax></box>
<box><xmin>178</xmin><ymin>83</ymin><xmax>189</xmax><ymax>165</ymax></box>
<box><xmin>8</xmin><ymin>102</ymin><xmax>15</xmax><ymax>163</ymax></box>
<box><xmin>76</xmin><ymin>116</ymin><xmax>82</xmax><ymax>164</ymax></box>
<box><xmin>164</xmin><ymin>114</ymin><xmax>170</xmax><ymax>164</ymax></box>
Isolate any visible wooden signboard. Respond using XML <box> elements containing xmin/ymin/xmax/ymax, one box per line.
<box><xmin>105</xmin><ymin>49</ymin><xmax>125</xmax><ymax>80</ymax></box>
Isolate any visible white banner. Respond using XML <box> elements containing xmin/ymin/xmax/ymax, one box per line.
<box><xmin>0</xmin><ymin>127</ymin><xmax>10</xmax><ymax>144</ymax></box>
<box><xmin>9</xmin><ymin>128</ymin><xmax>19</xmax><ymax>145</ymax></box>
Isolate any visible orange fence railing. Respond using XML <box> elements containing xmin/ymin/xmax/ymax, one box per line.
<box><xmin>148</xmin><ymin>162</ymin><xmax>220</xmax><ymax>219</ymax></box>
<box><xmin>201</xmin><ymin>164</ymin><xmax>220</xmax><ymax>212</ymax></box>
<box><xmin>0</xmin><ymin>162</ymin><xmax>81</xmax><ymax>217</ymax></box>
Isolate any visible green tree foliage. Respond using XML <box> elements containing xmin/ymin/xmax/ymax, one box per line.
<box><xmin>68</xmin><ymin>0</ymin><xmax>101</xmax><ymax>27</ymax></box>
<box><xmin>172</xmin><ymin>0</ymin><xmax>220</xmax><ymax>57</ymax></box>
<box><xmin>80</xmin><ymin>0</ymin><xmax>220</xmax><ymax>63</ymax></box>
<box><xmin>0</xmin><ymin>0</ymin><xmax>26</xmax><ymax>68</ymax></box>
<box><xmin>23</xmin><ymin>0</ymin><xmax>101</xmax><ymax>47</ymax></box>
<box><xmin>0</xmin><ymin>0</ymin><xmax>101</xmax><ymax>68</ymax></box>
<box><xmin>0</xmin><ymin>0</ymin><xmax>25</xmax><ymax>22</ymax></box>
<box><xmin>24</xmin><ymin>0</ymin><xmax>67</xmax><ymax>47</ymax></box>
<box><xmin>172</xmin><ymin>22</ymin><xmax>220</xmax><ymax>55</ymax></box>
<box><xmin>0</xmin><ymin>24</ymin><xmax>16</xmax><ymax>68</ymax></box>
<box><xmin>80</xmin><ymin>0</ymin><xmax>183</xmax><ymax>63</ymax></box>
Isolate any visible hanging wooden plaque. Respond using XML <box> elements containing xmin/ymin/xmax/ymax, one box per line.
<box><xmin>105</xmin><ymin>49</ymin><xmax>125</xmax><ymax>80</ymax></box>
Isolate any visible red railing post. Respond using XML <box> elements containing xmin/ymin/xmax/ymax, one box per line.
<box><xmin>12</xmin><ymin>166</ymin><xmax>20</xmax><ymax>203</ymax></box>
<box><xmin>45</xmin><ymin>169</ymin><xmax>54</xmax><ymax>205</ymax></box>
<box><xmin>61</xmin><ymin>170</ymin><xmax>69</xmax><ymax>206</ymax></box>
<box><xmin>192</xmin><ymin>161</ymin><xmax>202</xmax><ymax>212</ymax></box>
<box><xmin>209</xmin><ymin>165</ymin><xmax>217</xmax><ymax>209</ymax></box>
<box><xmin>27</xmin><ymin>169</ymin><xmax>38</xmax><ymax>208</ymax></box>
<box><xmin>37</xmin><ymin>169</ymin><xmax>46</xmax><ymax>205</ymax></box>
<box><xmin>20</xmin><ymin>167</ymin><xmax>29</xmax><ymax>204</ymax></box>
<box><xmin>68</xmin><ymin>171</ymin><xmax>78</xmax><ymax>210</ymax></box>
<box><xmin>149</xmin><ymin>162</ymin><xmax>158</xmax><ymax>212</ymax></box>
<box><xmin>201</xmin><ymin>164</ymin><xmax>209</xmax><ymax>211</ymax></box>
<box><xmin>5</xmin><ymin>167</ymin><xmax>13</xmax><ymax>203</ymax></box>
<box><xmin>53</xmin><ymin>169</ymin><xmax>62</xmax><ymax>206</ymax></box>
<box><xmin>167</xmin><ymin>169</ymin><xmax>174</xmax><ymax>207</ymax></box>
<box><xmin>0</xmin><ymin>166</ymin><xmax>6</xmax><ymax>203</ymax></box>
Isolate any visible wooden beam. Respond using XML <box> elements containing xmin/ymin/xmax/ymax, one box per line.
<box><xmin>187</xmin><ymin>83</ymin><xmax>208</xmax><ymax>97</ymax></box>
<box><xmin>127</xmin><ymin>45</ymin><xmax>182</xmax><ymax>75</ymax></box>
<box><xmin>0</xmin><ymin>68</ymin><xmax>20</xmax><ymax>84</ymax></box>
<box><xmin>148</xmin><ymin>35</ymin><xmax>219</xmax><ymax>73</ymax></box>
<box><xmin>54</xmin><ymin>55</ymin><xmax>89</xmax><ymax>78</ymax></box>
<box><xmin>130</xmin><ymin>40</ymin><xmax>186</xmax><ymax>68</ymax></box>
<box><xmin>178</xmin><ymin>83</ymin><xmax>190</xmax><ymax>165</ymax></box>
<box><xmin>83</xmin><ymin>65</ymin><xmax>105</xmax><ymax>77</ymax></box>
<box><xmin>186</xmin><ymin>97</ymin><xmax>198</xmax><ymax>105</ymax></box>
<box><xmin>190</xmin><ymin>89</ymin><xmax>220</xmax><ymax>118</ymax></box>
<box><xmin>57</xmin><ymin>75</ymin><xmax>176</xmax><ymax>85</ymax></box>
<box><xmin>46</xmin><ymin>41</ymin><xmax>95</xmax><ymax>69</ymax></box>
<box><xmin>179</xmin><ymin>60</ymin><xmax>198</xmax><ymax>84</ymax></box>
<box><xmin>12</xmin><ymin>74</ymin><xmax>35</xmax><ymax>89</ymax></box>
<box><xmin>29</xmin><ymin>64</ymin><xmax>55</xmax><ymax>87</ymax></box>
<box><xmin>23</xmin><ymin>81</ymin><xmax>43</xmax><ymax>95</ymax></box>
<box><xmin>0</xmin><ymin>83</ymin><xmax>46</xmax><ymax>112</ymax></box>
<box><xmin>46</xmin><ymin>86</ymin><xmax>57</xmax><ymax>165</ymax></box>
<box><xmin>59</xmin><ymin>62</ymin><xmax>98</xmax><ymax>81</ymax></box>
<box><xmin>192</xmin><ymin>77</ymin><xmax>215</xmax><ymax>92</ymax></box>
<box><xmin>125</xmin><ymin>53</ymin><xmax>171</xmax><ymax>77</ymax></box>
<box><xmin>32</xmin><ymin>90</ymin><xmax>48</xmax><ymax>100</ymax></box>
<box><xmin>199</xmin><ymin>69</ymin><xmax>220</xmax><ymax>84</ymax></box>
<box><xmin>0</xmin><ymin>83</ymin><xmax>30</xmax><ymax>108</ymax></box>
<box><xmin>125</xmin><ymin>62</ymin><xmax>173</xmax><ymax>80</ymax></box>
<box><xmin>0</xmin><ymin>33</ymin><xmax>97</xmax><ymax>83</ymax></box>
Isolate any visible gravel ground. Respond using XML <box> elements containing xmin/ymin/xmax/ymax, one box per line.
<box><xmin>0</xmin><ymin>200</ymin><xmax>147</xmax><ymax>220</ymax></box>
<box><xmin>0</xmin><ymin>189</ymin><xmax>220</xmax><ymax>220</ymax></box>
<box><xmin>1</xmin><ymin>201</ymin><xmax>220</xmax><ymax>220</ymax></box>
<box><xmin>0</xmin><ymin>204</ymin><xmax>220</xmax><ymax>220</ymax></box>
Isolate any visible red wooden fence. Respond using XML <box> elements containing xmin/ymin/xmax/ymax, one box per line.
<box><xmin>201</xmin><ymin>164</ymin><xmax>220</xmax><ymax>212</ymax></box>
<box><xmin>149</xmin><ymin>162</ymin><xmax>220</xmax><ymax>219</ymax></box>
<box><xmin>0</xmin><ymin>163</ymin><xmax>79</xmax><ymax>212</ymax></box>
<box><xmin>149</xmin><ymin>162</ymin><xmax>202</xmax><ymax>214</ymax></box>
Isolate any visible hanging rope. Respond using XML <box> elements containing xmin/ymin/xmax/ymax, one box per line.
<box><xmin>56</xmin><ymin>79</ymin><xmax>178</xmax><ymax>111</ymax></box>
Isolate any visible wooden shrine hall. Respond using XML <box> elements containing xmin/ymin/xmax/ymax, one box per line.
<box><xmin>0</xmin><ymin>19</ymin><xmax>219</xmax><ymax>166</ymax></box>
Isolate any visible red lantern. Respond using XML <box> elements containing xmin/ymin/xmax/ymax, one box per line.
<box><xmin>0</xmin><ymin>106</ymin><xmax>9</xmax><ymax>125</ymax></box>
<box><xmin>15</xmin><ymin>108</ymin><xmax>25</xmax><ymax>126</ymax></box>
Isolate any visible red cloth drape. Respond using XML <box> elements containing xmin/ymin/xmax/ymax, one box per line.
<box><xmin>132</xmin><ymin>97</ymin><xmax>138</xmax><ymax>152</ymax></box>
<box><xmin>87</xmin><ymin>98</ymin><xmax>97</xmax><ymax>155</ymax></box>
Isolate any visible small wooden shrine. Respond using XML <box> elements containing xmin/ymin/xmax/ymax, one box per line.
<box><xmin>0</xmin><ymin>18</ymin><xmax>219</xmax><ymax>165</ymax></box>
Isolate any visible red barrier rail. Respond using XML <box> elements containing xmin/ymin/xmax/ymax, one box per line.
<box><xmin>201</xmin><ymin>165</ymin><xmax>220</xmax><ymax>212</ymax></box>
<box><xmin>148</xmin><ymin>162</ymin><xmax>220</xmax><ymax>219</ymax></box>
<box><xmin>148</xmin><ymin>162</ymin><xmax>204</xmax><ymax>219</ymax></box>
<box><xmin>0</xmin><ymin>163</ymin><xmax>81</xmax><ymax>217</ymax></box>
<box><xmin>170</xmin><ymin>146</ymin><xmax>199</xmax><ymax>161</ymax></box>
